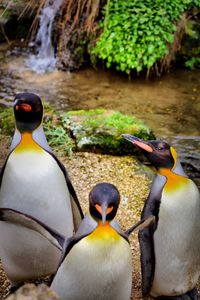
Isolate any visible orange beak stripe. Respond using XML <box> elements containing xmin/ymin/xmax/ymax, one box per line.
<box><xmin>134</xmin><ymin>140</ymin><xmax>153</xmax><ymax>152</ymax></box>
<box><xmin>95</xmin><ymin>204</ymin><xmax>113</xmax><ymax>215</ymax></box>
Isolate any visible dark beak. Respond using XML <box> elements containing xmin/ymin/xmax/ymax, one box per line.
<box><xmin>101</xmin><ymin>202</ymin><xmax>108</xmax><ymax>225</ymax></box>
<box><xmin>121</xmin><ymin>134</ymin><xmax>153</xmax><ymax>153</ymax></box>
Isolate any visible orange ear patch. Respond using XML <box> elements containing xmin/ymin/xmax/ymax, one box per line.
<box><xmin>16</xmin><ymin>103</ymin><xmax>32</xmax><ymax>112</ymax></box>
<box><xmin>95</xmin><ymin>204</ymin><xmax>113</xmax><ymax>215</ymax></box>
<box><xmin>95</xmin><ymin>204</ymin><xmax>102</xmax><ymax>214</ymax></box>
<box><xmin>106</xmin><ymin>206</ymin><xmax>113</xmax><ymax>214</ymax></box>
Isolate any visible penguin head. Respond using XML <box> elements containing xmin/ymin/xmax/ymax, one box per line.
<box><xmin>122</xmin><ymin>134</ymin><xmax>177</xmax><ymax>171</ymax></box>
<box><xmin>89</xmin><ymin>183</ymin><xmax>120</xmax><ymax>225</ymax></box>
<box><xmin>14</xmin><ymin>93</ymin><xmax>43</xmax><ymax>133</ymax></box>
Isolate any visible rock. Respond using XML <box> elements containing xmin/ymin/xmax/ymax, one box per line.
<box><xmin>62</xmin><ymin>109</ymin><xmax>155</xmax><ymax>155</ymax></box>
<box><xmin>6</xmin><ymin>283</ymin><xmax>59</xmax><ymax>300</ymax></box>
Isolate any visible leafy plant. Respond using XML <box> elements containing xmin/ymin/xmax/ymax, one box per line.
<box><xmin>185</xmin><ymin>57</ymin><xmax>200</xmax><ymax>69</ymax></box>
<box><xmin>91</xmin><ymin>0</ymin><xmax>200</xmax><ymax>74</ymax></box>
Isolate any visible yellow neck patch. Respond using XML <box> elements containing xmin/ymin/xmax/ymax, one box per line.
<box><xmin>159</xmin><ymin>168</ymin><xmax>189</xmax><ymax>193</ymax></box>
<box><xmin>13</xmin><ymin>133</ymin><xmax>43</xmax><ymax>154</ymax></box>
<box><xmin>87</xmin><ymin>222</ymin><xmax>120</xmax><ymax>243</ymax></box>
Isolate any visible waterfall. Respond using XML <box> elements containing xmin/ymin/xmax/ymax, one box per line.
<box><xmin>26</xmin><ymin>0</ymin><xmax>63</xmax><ymax>74</ymax></box>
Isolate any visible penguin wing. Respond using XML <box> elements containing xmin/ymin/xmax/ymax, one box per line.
<box><xmin>139</xmin><ymin>175</ymin><xmax>165</xmax><ymax>297</ymax></box>
<box><xmin>0</xmin><ymin>152</ymin><xmax>11</xmax><ymax>188</ymax></box>
<box><xmin>110</xmin><ymin>219</ymin><xmax>129</xmax><ymax>242</ymax></box>
<box><xmin>125</xmin><ymin>215</ymin><xmax>155</xmax><ymax>236</ymax></box>
<box><xmin>46</xmin><ymin>150</ymin><xmax>84</xmax><ymax>226</ymax></box>
<box><xmin>0</xmin><ymin>208</ymin><xmax>66</xmax><ymax>250</ymax></box>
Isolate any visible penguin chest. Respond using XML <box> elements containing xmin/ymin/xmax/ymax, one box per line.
<box><xmin>51</xmin><ymin>226</ymin><xmax>132</xmax><ymax>300</ymax></box>
<box><xmin>0</xmin><ymin>150</ymin><xmax>73</xmax><ymax>237</ymax></box>
<box><xmin>151</xmin><ymin>179</ymin><xmax>200</xmax><ymax>297</ymax></box>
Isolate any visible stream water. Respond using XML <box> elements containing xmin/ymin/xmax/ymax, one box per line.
<box><xmin>0</xmin><ymin>45</ymin><xmax>199</xmax><ymax>186</ymax></box>
<box><xmin>26</xmin><ymin>0</ymin><xmax>63</xmax><ymax>73</ymax></box>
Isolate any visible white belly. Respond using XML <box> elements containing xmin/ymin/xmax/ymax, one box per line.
<box><xmin>151</xmin><ymin>180</ymin><xmax>200</xmax><ymax>297</ymax></box>
<box><xmin>0</xmin><ymin>151</ymin><xmax>73</xmax><ymax>237</ymax></box>
<box><xmin>51</xmin><ymin>236</ymin><xmax>132</xmax><ymax>300</ymax></box>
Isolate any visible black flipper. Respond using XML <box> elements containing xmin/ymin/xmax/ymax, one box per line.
<box><xmin>139</xmin><ymin>174</ymin><xmax>165</xmax><ymax>297</ymax></box>
<box><xmin>0</xmin><ymin>152</ymin><xmax>12</xmax><ymax>189</ymax></box>
<box><xmin>46</xmin><ymin>150</ymin><xmax>84</xmax><ymax>226</ymax></box>
<box><xmin>0</xmin><ymin>207</ymin><xmax>66</xmax><ymax>250</ymax></box>
<box><xmin>125</xmin><ymin>215</ymin><xmax>155</xmax><ymax>236</ymax></box>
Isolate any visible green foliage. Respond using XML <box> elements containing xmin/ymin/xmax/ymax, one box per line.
<box><xmin>43</xmin><ymin>117</ymin><xmax>74</xmax><ymax>157</ymax></box>
<box><xmin>91</xmin><ymin>0</ymin><xmax>200</xmax><ymax>74</ymax></box>
<box><xmin>185</xmin><ymin>57</ymin><xmax>200</xmax><ymax>69</ymax></box>
<box><xmin>0</xmin><ymin>108</ymin><xmax>15</xmax><ymax>136</ymax></box>
<box><xmin>63</xmin><ymin>109</ymin><xmax>155</xmax><ymax>154</ymax></box>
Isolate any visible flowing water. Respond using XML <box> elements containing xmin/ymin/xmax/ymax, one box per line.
<box><xmin>0</xmin><ymin>45</ymin><xmax>200</xmax><ymax>185</ymax></box>
<box><xmin>26</xmin><ymin>0</ymin><xmax>63</xmax><ymax>73</ymax></box>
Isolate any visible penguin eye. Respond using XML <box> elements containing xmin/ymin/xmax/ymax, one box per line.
<box><xmin>157</xmin><ymin>146</ymin><xmax>164</xmax><ymax>151</ymax></box>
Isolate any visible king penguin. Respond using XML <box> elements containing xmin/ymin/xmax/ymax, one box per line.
<box><xmin>122</xmin><ymin>134</ymin><xmax>200</xmax><ymax>299</ymax></box>
<box><xmin>0</xmin><ymin>207</ymin><xmax>65</xmax><ymax>286</ymax></box>
<box><xmin>0</xmin><ymin>92</ymin><xmax>83</xmax><ymax>237</ymax></box>
<box><xmin>51</xmin><ymin>182</ymin><xmax>133</xmax><ymax>300</ymax></box>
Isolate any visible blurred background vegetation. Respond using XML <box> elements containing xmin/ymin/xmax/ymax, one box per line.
<box><xmin>0</xmin><ymin>0</ymin><xmax>200</xmax><ymax>76</ymax></box>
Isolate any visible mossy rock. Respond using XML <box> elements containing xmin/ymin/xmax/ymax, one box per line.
<box><xmin>62</xmin><ymin>109</ymin><xmax>155</xmax><ymax>155</ymax></box>
<box><xmin>0</xmin><ymin>106</ymin><xmax>155</xmax><ymax>156</ymax></box>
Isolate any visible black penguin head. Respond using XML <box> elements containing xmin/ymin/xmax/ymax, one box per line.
<box><xmin>14</xmin><ymin>93</ymin><xmax>43</xmax><ymax>133</ymax></box>
<box><xmin>89</xmin><ymin>183</ymin><xmax>120</xmax><ymax>224</ymax></box>
<box><xmin>122</xmin><ymin>134</ymin><xmax>176</xmax><ymax>170</ymax></box>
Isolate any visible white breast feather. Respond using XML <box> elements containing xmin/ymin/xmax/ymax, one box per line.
<box><xmin>151</xmin><ymin>180</ymin><xmax>200</xmax><ymax>297</ymax></box>
<box><xmin>51</xmin><ymin>236</ymin><xmax>132</xmax><ymax>300</ymax></box>
<box><xmin>0</xmin><ymin>151</ymin><xmax>73</xmax><ymax>237</ymax></box>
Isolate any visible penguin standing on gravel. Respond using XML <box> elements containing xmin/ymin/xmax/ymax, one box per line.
<box><xmin>51</xmin><ymin>182</ymin><xmax>133</xmax><ymax>300</ymax></box>
<box><xmin>0</xmin><ymin>92</ymin><xmax>83</xmax><ymax>237</ymax></box>
<box><xmin>122</xmin><ymin>134</ymin><xmax>200</xmax><ymax>299</ymax></box>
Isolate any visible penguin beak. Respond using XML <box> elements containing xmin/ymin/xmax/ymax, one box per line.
<box><xmin>101</xmin><ymin>203</ymin><xmax>107</xmax><ymax>225</ymax></box>
<box><xmin>95</xmin><ymin>203</ymin><xmax>111</xmax><ymax>225</ymax></box>
<box><xmin>121</xmin><ymin>134</ymin><xmax>153</xmax><ymax>153</ymax></box>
